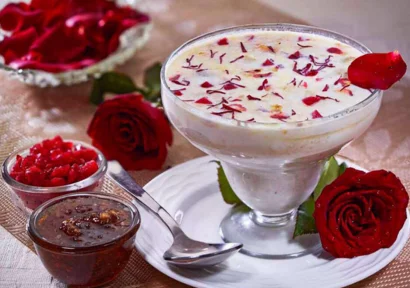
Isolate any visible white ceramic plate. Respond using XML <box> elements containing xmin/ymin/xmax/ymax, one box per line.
<box><xmin>135</xmin><ymin>156</ymin><xmax>410</xmax><ymax>288</ymax></box>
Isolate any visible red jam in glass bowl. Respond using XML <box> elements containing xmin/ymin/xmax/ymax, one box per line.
<box><xmin>27</xmin><ymin>193</ymin><xmax>140</xmax><ymax>287</ymax></box>
<box><xmin>1</xmin><ymin>136</ymin><xmax>107</xmax><ymax>214</ymax></box>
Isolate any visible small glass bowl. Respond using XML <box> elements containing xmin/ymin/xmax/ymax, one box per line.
<box><xmin>1</xmin><ymin>141</ymin><xmax>107</xmax><ymax>215</ymax></box>
<box><xmin>0</xmin><ymin>0</ymin><xmax>152</xmax><ymax>87</ymax></box>
<box><xmin>27</xmin><ymin>192</ymin><xmax>140</xmax><ymax>287</ymax></box>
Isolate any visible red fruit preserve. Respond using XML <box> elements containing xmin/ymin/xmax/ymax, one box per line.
<box><xmin>28</xmin><ymin>193</ymin><xmax>140</xmax><ymax>287</ymax></box>
<box><xmin>10</xmin><ymin>136</ymin><xmax>99</xmax><ymax>187</ymax></box>
<box><xmin>2</xmin><ymin>136</ymin><xmax>107</xmax><ymax>213</ymax></box>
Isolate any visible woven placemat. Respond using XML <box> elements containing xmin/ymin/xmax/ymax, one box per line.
<box><xmin>1</xmin><ymin>0</ymin><xmax>410</xmax><ymax>287</ymax></box>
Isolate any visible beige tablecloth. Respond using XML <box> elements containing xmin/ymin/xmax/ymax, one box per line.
<box><xmin>1</xmin><ymin>0</ymin><xmax>410</xmax><ymax>287</ymax></box>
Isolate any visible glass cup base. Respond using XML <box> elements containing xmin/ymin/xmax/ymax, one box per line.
<box><xmin>219</xmin><ymin>205</ymin><xmax>322</xmax><ymax>259</ymax></box>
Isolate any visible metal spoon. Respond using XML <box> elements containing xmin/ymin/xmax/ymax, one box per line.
<box><xmin>106</xmin><ymin>160</ymin><xmax>242</xmax><ymax>268</ymax></box>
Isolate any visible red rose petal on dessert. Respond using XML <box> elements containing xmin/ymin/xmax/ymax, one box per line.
<box><xmin>270</xmin><ymin>113</ymin><xmax>289</xmax><ymax>121</ymax></box>
<box><xmin>288</xmin><ymin>51</ymin><xmax>301</xmax><ymax>59</ymax></box>
<box><xmin>223</xmin><ymin>83</ymin><xmax>238</xmax><ymax>90</ymax></box>
<box><xmin>262</xmin><ymin>59</ymin><xmax>274</xmax><ymax>66</ymax></box>
<box><xmin>217</xmin><ymin>37</ymin><xmax>229</xmax><ymax>45</ymax></box>
<box><xmin>247</xmin><ymin>95</ymin><xmax>261</xmax><ymax>101</ymax></box>
<box><xmin>200</xmin><ymin>81</ymin><xmax>213</xmax><ymax>88</ymax></box>
<box><xmin>327</xmin><ymin>47</ymin><xmax>343</xmax><ymax>54</ymax></box>
<box><xmin>303</xmin><ymin>95</ymin><xmax>339</xmax><ymax>106</ymax></box>
<box><xmin>312</xmin><ymin>110</ymin><xmax>323</xmax><ymax>119</ymax></box>
<box><xmin>348</xmin><ymin>51</ymin><xmax>407</xmax><ymax>90</ymax></box>
<box><xmin>257</xmin><ymin>79</ymin><xmax>270</xmax><ymax>91</ymax></box>
<box><xmin>303</xmin><ymin>96</ymin><xmax>321</xmax><ymax>106</ymax></box>
<box><xmin>195</xmin><ymin>97</ymin><xmax>212</xmax><ymax>105</ymax></box>
<box><xmin>230</xmin><ymin>104</ymin><xmax>246</xmax><ymax>112</ymax></box>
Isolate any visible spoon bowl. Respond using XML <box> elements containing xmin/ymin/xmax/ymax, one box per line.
<box><xmin>106</xmin><ymin>160</ymin><xmax>242</xmax><ymax>268</ymax></box>
<box><xmin>163</xmin><ymin>234</ymin><xmax>242</xmax><ymax>268</ymax></box>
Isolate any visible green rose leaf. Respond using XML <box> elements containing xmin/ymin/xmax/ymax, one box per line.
<box><xmin>293</xmin><ymin>156</ymin><xmax>345</xmax><ymax>238</ymax></box>
<box><xmin>313</xmin><ymin>156</ymin><xmax>341</xmax><ymax>201</ymax></box>
<box><xmin>89</xmin><ymin>63</ymin><xmax>162</xmax><ymax>106</ymax></box>
<box><xmin>293</xmin><ymin>195</ymin><xmax>317</xmax><ymax>238</ymax></box>
<box><xmin>338</xmin><ymin>162</ymin><xmax>348</xmax><ymax>176</ymax></box>
<box><xmin>143</xmin><ymin>62</ymin><xmax>162</xmax><ymax>103</ymax></box>
<box><xmin>213</xmin><ymin>161</ymin><xmax>242</xmax><ymax>205</ymax></box>
<box><xmin>89</xmin><ymin>72</ymin><xmax>143</xmax><ymax>105</ymax></box>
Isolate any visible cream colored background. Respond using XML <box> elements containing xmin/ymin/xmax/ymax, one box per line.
<box><xmin>1</xmin><ymin>0</ymin><xmax>410</xmax><ymax>287</ymax></box>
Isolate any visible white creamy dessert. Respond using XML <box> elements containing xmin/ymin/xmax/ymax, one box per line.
<box><xmin>165</xmin><ymin>30</ymin><xmax>371</xmax><ymax>123</ymax></box>
<box><xmin>162</xmin><ymin>25</ymin><xmax>382</xmax><ymax>224</ymax></box>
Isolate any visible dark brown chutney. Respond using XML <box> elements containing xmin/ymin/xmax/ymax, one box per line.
<box><xmin>37</xmin><ymin>197</ymin><xmax>132</xmax><ymax>246</ymax></box>
<box><xmin>28</xmin><ymin>193</ymin><xmax>140</xmax><ymax>287</ymax></box>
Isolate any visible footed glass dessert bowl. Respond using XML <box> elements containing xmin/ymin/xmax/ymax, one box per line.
<box><xmin>161</xmin><ymin>24</ymin><xmax>382</xmax><ymax>258</ymax></box>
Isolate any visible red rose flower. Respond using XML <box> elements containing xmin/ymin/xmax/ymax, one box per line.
<box><xmin>87</xmin><ymin>94</ymin><xmax>173</xmax><ymax>170</ymax></box>
<box><xmin>314</xmin><ymin>168</ymin><xmax>409</xmax><ymax>258</ymax></box>
<box><xmin>0</xmin><ymin>0</ymin><xmax>150</xmax><ymax>73</ymax></box>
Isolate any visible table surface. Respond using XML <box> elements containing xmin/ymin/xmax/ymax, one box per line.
<box><xmin>1</xmin><ymin>0</ymin><xmax>410</xmax><ymax>287</ymax></box>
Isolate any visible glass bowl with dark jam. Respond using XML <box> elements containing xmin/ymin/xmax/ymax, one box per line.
<box><xmin>27</xmin><ymin>192</ymin><xmax>140</xmax><ymax>287</ymax></box>
<box><xmin>1</xmin><ymin>136</ymin><xmax>107</xmax><ymax>215</ymax></box>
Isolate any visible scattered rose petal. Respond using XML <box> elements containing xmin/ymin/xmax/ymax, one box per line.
<box><xmin>288</xmin><ymin>51</ymin><xmax>301</xmax><ymax>59</ymax></box>
<box><xmin>200</xmin><ymin>81</ymin><xmax>213</xmax><ymax>88</ymax></box>
<box><xmin>348</xmin><ymin>51</ymin><xmax>407</xmax><ymax>90</ymax></box>
<box><xmin>247</xmin><ymin>95</ymin><xmax>261</xmax><ymax>101</ymax></box>
<box><xmin>327</xmin><ymin>47</ymin><xmax>343</xmax><ymax>54</ymax></box>
<box><xmin>302</xmin><ymin>95</ymin><xmax>339</xmax><ymax>106</ymax></box>
<box><xmin>262</xmin><ymin>58</ymin><xmax>274</xmax><ymax>66</ymax></box>
<box><xmin>217</xmin><ymin>37</ymin><xmax>229</xmax><ymax>45</ymax></box>
<box><xmin>195</xmin><ymin>97</ymin><xmax>213</xmax><ymax>105</ymax></box>
<box><xmin>312</xmin><ymin>110</ymin><xmax>323</xmax><ymax>119</ymax></box>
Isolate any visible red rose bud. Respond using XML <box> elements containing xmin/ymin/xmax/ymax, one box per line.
<box><xmin>314</xmin><ymin>168</ymin><xmax>409</xmax><ymax>258</ymax></box>
<box><xmin>348</xmin><ymin>51</ymin><xmax>407</xmax><ymax>90</ymax></box>
<box><xmin>87</xmin><ymin>94</ymin><xmax>172</xmax><ymax>171</ymax></box>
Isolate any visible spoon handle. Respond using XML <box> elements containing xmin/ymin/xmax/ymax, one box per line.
<box><xmin>106</xmin><ymin>160</ymin><xmax>182</xmax><ymax>236</ymax></box>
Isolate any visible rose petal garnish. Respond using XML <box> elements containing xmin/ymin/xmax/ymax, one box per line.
<box><xmin>311</xmin><ymin>110</ymin><xmax>323</xmax><ymax>119</ymax></box>
<box><xmin>348</xmin><ymin>51</ymin><xmax>407</xmax><ymax>90</ymax></box>
<box><xmin>327</xmin><ymin>47</ymin><xmax>343</xmax><ymax>54</ymax></box>
<box><xmin>195</xmin><ymin>97</ymin><xmax>212</xmax><ymax>105</ymax></box>
<box><xmin>217</xmin><ymin>37</ymin><xmax>229</xmax><ymax>45</ymax></box>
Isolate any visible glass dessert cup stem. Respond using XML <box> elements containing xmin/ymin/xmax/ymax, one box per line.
<box><xmin>218</xmin><ymin>160</ymin><xmax>323</xmax><ymax>258</ymax></box>
<box><xmin>220</xmin><ymin>206</ymin><xmax>322</xmax><ymax>258</ymax></box>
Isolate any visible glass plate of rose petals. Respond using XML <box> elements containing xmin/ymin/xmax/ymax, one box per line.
<box><xmin>0</xmin><ymin>0</ymin><xmax>152</xmax><ymax>87</ymax></box>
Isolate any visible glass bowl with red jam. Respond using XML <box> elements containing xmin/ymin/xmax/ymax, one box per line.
<box><xmin>27</xmin><ymin>192</ymin><xmax>140</xmax><ymax>287</ymax></box>
<box><xmin>1</xmin><ymin>136</ymin><xmax>107</xmax><ymax>215</ymax></box>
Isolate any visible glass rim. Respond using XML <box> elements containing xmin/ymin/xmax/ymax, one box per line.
<box><xmin>161</xmin><ymin>23</ymin><xmax>382</xmax><ymax>129</ymax></box>
<box><xmin>27</xmin><ymin>192</ymin><xmax>140</xmax><ymax>253</ymax></box>
<box><xmin>1</xmin><ymin>140</ymin><xmax>107</xmax><ymax>193</ymax></box>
